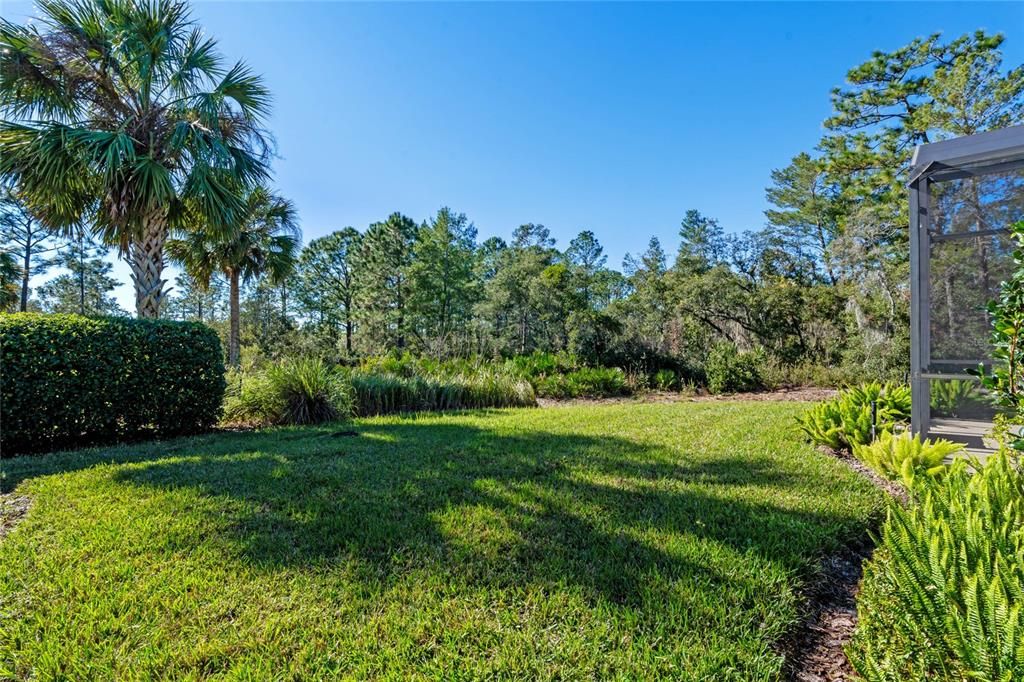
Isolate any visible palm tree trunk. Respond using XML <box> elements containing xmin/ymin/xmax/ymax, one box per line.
<box><xmin>228</xmin><ymin>269</ymin><xmax>241</xmax><ymax>368</ymax></box>
<box><xmin>128</xmin><ymin>209</ymin><xmax>169</xmax><ymax>318</ymax></box>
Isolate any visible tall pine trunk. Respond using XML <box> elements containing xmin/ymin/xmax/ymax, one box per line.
<box><xmin>344</xmin><ymin>294</ymin><xmax>353</xmax><ymax>354</ymax></box>
<box><xmin>128</xmin><ymin>210</ymin><xmax>169</xmax><ymax>318</ymax></box>
<box><xmin>20</xmin><ymin>248</ymin><xmax>29</xmax><ymax>312</ymax></box>
<box><xmin>228</xmin><ymin>268</ymin><xmax>241</xmax><ymax>368</ymax></box>
<box><xmin>78</xmin><ymin>232</ymin><xmax>85</xmax><ymax>315</ymax></box>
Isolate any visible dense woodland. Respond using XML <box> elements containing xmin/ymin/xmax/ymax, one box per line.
<box><xmin>2</xmin><ymin>29</ymin><xmax>1023</xmax><ymax>385</ymax></box>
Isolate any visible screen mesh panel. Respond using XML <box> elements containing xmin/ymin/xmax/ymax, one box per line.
<box><xmin>930</xmin><ymin>169</ymin><xmax>1024</xmax><ymax>237</ymax></box>
<box><xmin>927</xmin><ymin>170</ymin><xmax>1024</xmax><ymax>373</ymax></box>
<box><xmin>927</xmin><ymin>233</ymin><xmax>1013</xmax><ymax>369</ymax></box>
<box><xmin>927</xmin><ymin>378</ymin><xmax>1000</xmax><ymax>420</ymax></box>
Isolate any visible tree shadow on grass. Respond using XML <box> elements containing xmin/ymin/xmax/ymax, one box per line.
<box><xmin>16</xmin><ymin>417</ymin><xmax>875</xmax><ymax>612</ymax></box>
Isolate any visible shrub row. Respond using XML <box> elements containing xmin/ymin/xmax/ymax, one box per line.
<box><xmin>1</xmin><ymin>313</ymin><xmax>225</xmax><ymax>455</ymax></box>
<box><xmin>223</xmin><ymin>359</ymin><xmax>537</xmax><ymax>426</ymax></box>
<box><xmin>350</xmin><ymin>369</ymin><xmax>536</xmax><ymax>416</ymax></box>
<box><xmin>349</xmin><ymin>348</ymin><xmax>774</xmax><ymax>399</ymax></box>
<box><xmin>849</xmin><ymin>451</ymin><xmax>1024</xmax><ymax>680</ymax></box>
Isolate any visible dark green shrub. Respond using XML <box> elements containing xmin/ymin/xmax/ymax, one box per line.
<box><xmin>1</xmin><ymin>313</ymin><xmax>225</xmax><ymax>455</ymax></box>
<box><xmin>705</xmin><ymin>343</ymin><xmax>764</xmax><ymax>394</ymax></box>
<box><xmin>223</xmin><ymin>358</ymin><xmax>353</xmax><ymax>426</ymax></box>
<box><xmin>849</xmin><ymin>451</ymin><xmax>1024</xmax><ymax>680</ymax></box>
<box><xmin>601</xmin><ymin>340</ymin><xmax>705</xmax><ymax>388</ymax></box>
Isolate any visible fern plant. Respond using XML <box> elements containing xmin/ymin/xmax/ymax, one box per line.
<box><xmin>851</xmin><ymin>431</ymin><xmax>961</xmax><ymax>487</ymax></box>
<box><xmin>797</xmin><ymin>382</ymin><xmax>912</xmax><ymax>451</ymax></box>
<box><xmin>848</xmin><ymin>450</ymin><xmax>1024</xmax><ymax>681</ymax></box>
<box><xmin>930</xmin><ymin>379</ymin><xmax>978</xmax><ymax>417</ymax></box>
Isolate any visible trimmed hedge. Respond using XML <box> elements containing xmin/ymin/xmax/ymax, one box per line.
<box><xmin>1</xmin><ymin>313</ymin><xmax>225</xmax><ymax>455</ymax></box>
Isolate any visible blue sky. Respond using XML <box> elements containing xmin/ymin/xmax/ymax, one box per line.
<box><xmin>5</xmin><ymin>1</ymin><xmax>1024</xmax><ymax>311</ymax></box>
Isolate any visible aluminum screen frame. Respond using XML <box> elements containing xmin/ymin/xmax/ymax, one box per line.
<box><xmin>909</xmin><ymin>125</ymin><xmax>1024</xmax><ymax>436</ymax></box>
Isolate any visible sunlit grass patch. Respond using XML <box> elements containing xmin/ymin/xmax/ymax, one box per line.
<box><xmin>0</xmin><ymin>401</ymin><xmax>883</xmax><ymax>679</ymax></box>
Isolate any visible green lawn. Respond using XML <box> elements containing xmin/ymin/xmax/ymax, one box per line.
<box><xmin>0</xmin><ymin>402</ymin><xmax>883</xmax><ymax>680</ymax></box>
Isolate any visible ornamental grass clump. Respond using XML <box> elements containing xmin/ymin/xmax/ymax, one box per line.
<box><xmin>848</xmin><ymin>450</ymin><xmax>1024</xmax><ymax>681</ymax></box>
<box><xmin>223</xmin><ymin>358</ymin><xmax>352</xmax><ymax>426</ymax></box>
<box><xmin>349</xmin><ymin>368</ymin><xmax>536</xmax><ymax>416</ymax></box>
<box><xmin>797</xmin><ymin>381</ymin><xmax>911</xmax><ymax>451</ymax></box>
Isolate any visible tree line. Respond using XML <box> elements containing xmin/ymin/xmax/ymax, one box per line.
<box><xmin>2</xmin><ymin>0</ymin><xmax>1022</xmax><ymax>381</ymax></box>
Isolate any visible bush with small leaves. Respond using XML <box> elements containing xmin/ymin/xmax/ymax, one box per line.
<box><xmin>705</xmin><ymin>343</ymin><xmax>764</xmax><ymax>394</ymax></box>
<box><xmin>1</xmin><ymin>313</ymin><xmax>225</xmax><ymax>455</ymax></box>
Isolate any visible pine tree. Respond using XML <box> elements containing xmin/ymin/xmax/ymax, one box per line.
<box><xmin>481</xmin><ymin>224</ymin><xmax>558</xmax><ymax>354</ymax></box>
<box><xmin>295</xmin><ymin>228</ymin><xmax>362</xmax><ymax>354</ymax></box>
<box><xmin>166</xmin><ymin>272</ymin><xmax>227</xmax><ymax>324</ymax></box>
<box><xmin>0</xmin><ymin>251</ymin><xmax>20</xmax><ymax>312</ymax></box>
<box><xmin>0</xmin><ymin>189</ymin><xmax>60</xmax><ymax>311</ymax></box>
<box><xmin>566</xmin><ymin>230</ymin><xmax>608</xmax><ymax>309</ymax></box>
<box><xmin>37</xmin><ymin>229</ymin><xmax>124</xmax><ymax>316</ymax></box>
<box><xmin>764</xmin><ymin>153</ymin><xmax>843</xmax><ymax>285</ymax></box>
<box><xmin>355</xmin><ymin>213</ymin><xmax>417</xmax><ymax>352</ymax></box>
<box><xmin>408</xmin><ymin>208</ymin><xmax>478</xmax><ymax>356</ymax></box>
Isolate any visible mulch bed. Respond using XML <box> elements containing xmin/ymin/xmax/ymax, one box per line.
<box><xmin>785</xmin><ymin>446</ymin><xmax>905</xmax><ymax>681</ymax></box>
<box><xmin>0</xmin><ymin>494</ymin><xmax>31</xmax><ymax>542</ymax></box>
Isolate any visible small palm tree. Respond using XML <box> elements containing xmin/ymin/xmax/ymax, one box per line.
<box><xmin>168</xmin><ymin>186</ymin><xmax>299</xmax><ymax>367</ymax></box>
<box><xmin>0</xmin><ymin>0</ymin><xmax>272</xmax><ymax>317</ymax></box>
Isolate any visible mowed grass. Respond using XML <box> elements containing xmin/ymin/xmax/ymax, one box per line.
<box><xmin>0</xmin><ymin>402</ymin><xmax>884</xmax><ymax>680</ymax></box>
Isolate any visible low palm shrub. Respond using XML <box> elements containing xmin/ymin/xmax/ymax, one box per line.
<box><xmin>851</xmin><ymin>431</ymin><xmax>961</xmax><ymax>487</ymax></box>
<box><xmin>849</xmin><ymin>450</ymin><xmax>1024</xmax><ymax>681</ymax></box>
<box><xmin>504</xmin><ymin>351</ymin><xmax>581</xmax><ymax>380</ymax></box>
<box><xmin>223</xmin><ymin>358</ymin><xmax>353</xmax><ymax>426</ymax></box>
<box><xmin>797</xmin><ymin>382</ymin><xmax>911</xmax><ymax>451</ymax></box>
<box><xmin>533</xmin><ymin>367</ymin><xmax>628</xmax><ymax>399</ymax></box>
<box><xmin>653</xmin><ymin>368</ymin><xmax>679</xmax><ymax>391</ymax></box>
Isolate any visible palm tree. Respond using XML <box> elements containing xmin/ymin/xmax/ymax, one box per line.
<box><xmin>168</xmin><ymin>186</ymin><xmax>299</xmax><ymax>367</ymax></box>
<box><xmin>0</xmin><ymin>0</ymin><xmax>272</xmax><ymax>318</ymax></box>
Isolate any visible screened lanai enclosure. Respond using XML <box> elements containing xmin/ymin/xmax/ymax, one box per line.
<box><xmin>909</xmin><ymin>124</ymin><xmax>1024</xmax><ymax>453</ymax></box>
